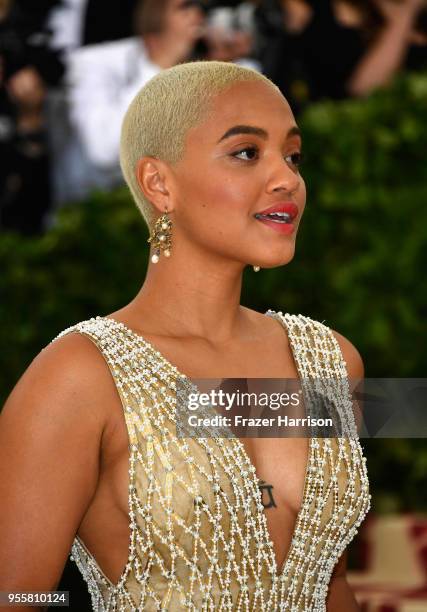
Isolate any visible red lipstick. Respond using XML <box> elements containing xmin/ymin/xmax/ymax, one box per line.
<box><xmin>254</xmin><ymin>202</ymin><xmax>299</xmax><ymax>235</ymax></box>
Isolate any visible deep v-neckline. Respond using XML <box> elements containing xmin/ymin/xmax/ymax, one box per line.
<box><xmin>102</xmin><ymin>311</ymin><xmax>314</xmax><ymax>578</ymax></box>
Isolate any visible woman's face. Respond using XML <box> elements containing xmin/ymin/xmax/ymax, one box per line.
<box><xmin>170</xmin><ymin>80</ymin><xmax>306</xmax><ymax>269</ymax></box>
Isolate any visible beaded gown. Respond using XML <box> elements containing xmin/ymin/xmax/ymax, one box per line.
<box><xmin>52</xmin><ymin>310</ymin><xmax>371</xmax><ymax>611</ymax></box>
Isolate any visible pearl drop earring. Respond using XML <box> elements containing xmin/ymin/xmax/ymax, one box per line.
<box><xmin>148</xmin><ymin>209</ymin><xmax>172</xmax><ymax>263</ymax></box>
<box><xmin>253</xmin><ymin>266</ymin><xmax>260</xmax><ymax>272</ymax></box>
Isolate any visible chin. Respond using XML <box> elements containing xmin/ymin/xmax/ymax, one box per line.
<box><xmin>269</xmin><ymin>258</ymin><xmax>295</xmax><ymax>269</ymax></box>
<box><xmin>257</xmin><ymin>248</ymin><xmax>296</xmax><ymax>269</ymax></box>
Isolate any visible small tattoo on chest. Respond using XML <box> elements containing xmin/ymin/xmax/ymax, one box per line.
<box><xmin>258</xmin><ymin>480</ymin><xmax>277</xmax><ymax>509</ymax></box>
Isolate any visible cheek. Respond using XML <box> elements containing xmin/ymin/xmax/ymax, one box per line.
<box><xmin>208</xmin><ymin>179</ymin><xmax>251</xmax><ymax>213</ymax></box>
<box><xmin>181</xmin><ymin>171</ymin><xmax>252</xmax><ymax>217</ymax></box>
<box><xmin>176</xmin><ymin>173</ymin><xmax>254</xmax><ymax>249</ymax></box>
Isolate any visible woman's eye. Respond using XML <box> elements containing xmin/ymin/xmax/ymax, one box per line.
<box><xmin>231</xmin><ymin>148</ymin><xmax>303</xmax><ymax>166</ymax></box>
<box><xmin>285</xmin><ymin>152</ymin><xmax>303</xmax><ymax>167</ymax></box>
<box><xmin>231</xmin><ymin>147</ymin><xmax>259</xmax><ymax>161</ymax></box>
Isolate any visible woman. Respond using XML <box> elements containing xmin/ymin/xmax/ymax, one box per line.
<box><xmin>0</xmin><ymin>61</ymin><xmax>370</xmax><ymax>610</ymax></box>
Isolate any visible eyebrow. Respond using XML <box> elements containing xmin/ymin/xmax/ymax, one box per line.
<box><xmin>216</xmin><ymin>124</ymin><xmax>301</xmax><ymax>143</ymax></box>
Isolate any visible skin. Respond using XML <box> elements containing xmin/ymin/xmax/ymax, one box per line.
<box><xmin>348</xmin><ymin>0</ymin><xmax>427</xmax><ymax>96</ymax></box>
<box><xmin>142</xmin><ymin>0</ymin><xmax>254</xmax><ymax>67</ymax></box>
<box><xmin>6</xmin><ymin>67</ymin><xmax>46</xmax><ymax>132</ymax></box>
<box><xmin>144</xmin><ymin>0</ymin><xmax>205</xmax><ymax>69</ymax></box>
<box><xmin>280</xmin><ymin>0</ymin><xmax>426</xmax><ymax>96</ymax></box>
<box><xmin>0</xmin><ymin>80</ymin><xmax>363</xmax><ymax>611</ymax></box>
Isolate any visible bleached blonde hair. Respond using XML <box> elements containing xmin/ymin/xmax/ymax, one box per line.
<box><xmin>120</xmin><ymin>60</ymin><xmax>279</xmax><ymax>230</ymax></box>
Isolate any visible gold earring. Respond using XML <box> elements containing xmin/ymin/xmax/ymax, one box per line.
<box><xmin>147</xmin><ymin>209</ymin><xmax>172</xmax><ymax>263</ymax></box>
<box><xmin>253</xmin><ymin>265</ymin><xmax>260</xmax><ymax>272</ymax></box>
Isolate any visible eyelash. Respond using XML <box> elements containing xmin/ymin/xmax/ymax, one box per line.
<box><xmin>231</xmin><ymin>146</ymin><xmax>303</xmax><ymax>168</ymax></box>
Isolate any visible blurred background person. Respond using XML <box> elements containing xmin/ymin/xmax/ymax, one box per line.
<box><xmin>66</xmin><ymin>0</ymin><xmax>204</xmax><ymax>173</ymax></box>
<box><xmin>47</xmin><ymin>0</ymin><xmax>205</xmax><ymax>208</ymax></box>
<box><xmin>0</xmin><ymin>0</ymin><xmax>63</xmax><ymax>234</ymax></box>
<box><xmin>255</xmin><ymin>0</ymin><xmax>427</xmax><ymax>114</ymax></box>
<box><xmin>201</xmin><ymin>1</ymin><xmax>260</xmax><ymax>66</ymax></box>
<box><xmin>50</xmin><ymin>0</ymin><xmax>260</xmax><ymax>209</ymax></box>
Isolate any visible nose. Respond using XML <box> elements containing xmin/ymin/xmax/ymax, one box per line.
<box><xmin>266</xmin><ymin>158</ymin><xmax>301</xmax><ymax>197</ymax></box>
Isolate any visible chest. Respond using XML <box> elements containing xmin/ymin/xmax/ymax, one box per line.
<box><xmin>98</xmin><ymin>408</ymin><xmax>311</xmax><ymax>573</ymax></box>
<box><xmin>135</xmin><ymin>332</ymin><xmax>300</xmax><ymax>380</ymax></box>
<box><xmin>104</xmin><ymin>428</ymin><xmax>310</xmax><ymax>515</ymax></box>
<box><xmin>70</xmin><ymin>316</ymin><xmax>371</xmax><ymax>608</ymax></box>
<box><xmin>240</xmin><ymin>437</ymin><xmax>309</xmax><ymax>512</ymax></box>
<box><xmin>95</xmin><ymin>332</ymin><xmax>309</xmax><ymax>544</ymax></box>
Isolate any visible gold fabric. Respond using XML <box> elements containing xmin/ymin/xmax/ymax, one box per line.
<box><xmin>52</xmin><ymin>311</ymin><xmax>371</xmax><ymax>611</ymax></box>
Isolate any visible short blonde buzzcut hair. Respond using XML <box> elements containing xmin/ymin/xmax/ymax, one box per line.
<box><xmin>120</xmin><ymin>60</ymin><xmax>279</xmax><ymax>230</ymax></box>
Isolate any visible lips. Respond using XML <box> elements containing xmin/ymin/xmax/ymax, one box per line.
<box><xmin>253</xmin><ymin>202</ymin><xmax>299</xmax><ymax>235</ymax></box>
<box><xmin>254</xmin><ymin>202</ymin><xmax>298</xmax><ymax>221</ymax></box>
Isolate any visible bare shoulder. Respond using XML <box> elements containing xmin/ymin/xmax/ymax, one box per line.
<box><xmin>330</xmin><ymin>329</ymin><xmax>365</xmax><ymax>378</ymax></box>
<box><xmin>0</xmin><ymin>330</ymin><xmax>117</xmax><ymax>591</ymax></box>
<box><xmin>3</xmin><ymin>330</ymin><xmax>115</xmax><ymax>430</ymax></box>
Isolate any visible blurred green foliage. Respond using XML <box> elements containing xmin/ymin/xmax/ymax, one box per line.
<box><xmin>1</xmin><ymin>73</ymin><xmax>426</xmax><ymax>512</ymax></box>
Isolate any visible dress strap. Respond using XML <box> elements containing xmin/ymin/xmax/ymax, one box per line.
<box><xmin>51</xmin><ymin>316</ymin><xmax>161</xmax><ymax>597</ymax></box>
<box><xmin>51</xmin><ymin>316</ymin><xmax>147</xmax><ymax>442</ymax></box>
<box><xmin>266</xmin><ymin>310</ymin><xmax>358</xmax><ymax>437</ymax></box>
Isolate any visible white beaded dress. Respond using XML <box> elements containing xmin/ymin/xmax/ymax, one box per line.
<box><xmin>52</xmin><ymin>310</ymin><xmax>371</xmax><ymax>611</ymax></box>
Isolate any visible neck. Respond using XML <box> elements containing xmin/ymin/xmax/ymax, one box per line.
<box><xmin>125</xmin><ymin>241</ymin><xmax>247</xmax><ymax>344</ymax></box>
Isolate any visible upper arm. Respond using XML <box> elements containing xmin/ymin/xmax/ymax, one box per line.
<box><xmin>331</xmin><ymin>330</ymin><xmax>365</xmax><ymax>379</ymax></box>
<box><xmin>331</xmin><ymin>329</ymin><xmax>365</xmax><ymax>433</ymax></box>
<box><xmin>331</xmin><ymin>548</ymin><xmax>348</xmax><ymax>579</ymax></box>
<box><xmin>0</xmin><ymin>332</ymin><xmax>110</xmax><ymax>592</ymax></box>
<box><xmin>327</xmin><ymin>549</ymin><xmax>361</xmax><ymax>611</ymax></box>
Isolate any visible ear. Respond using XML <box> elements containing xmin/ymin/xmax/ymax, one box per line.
<box><xmin>136</xmin><ymin>157</ymin><xmax>174</xmax><ymax>214</ymax></box>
